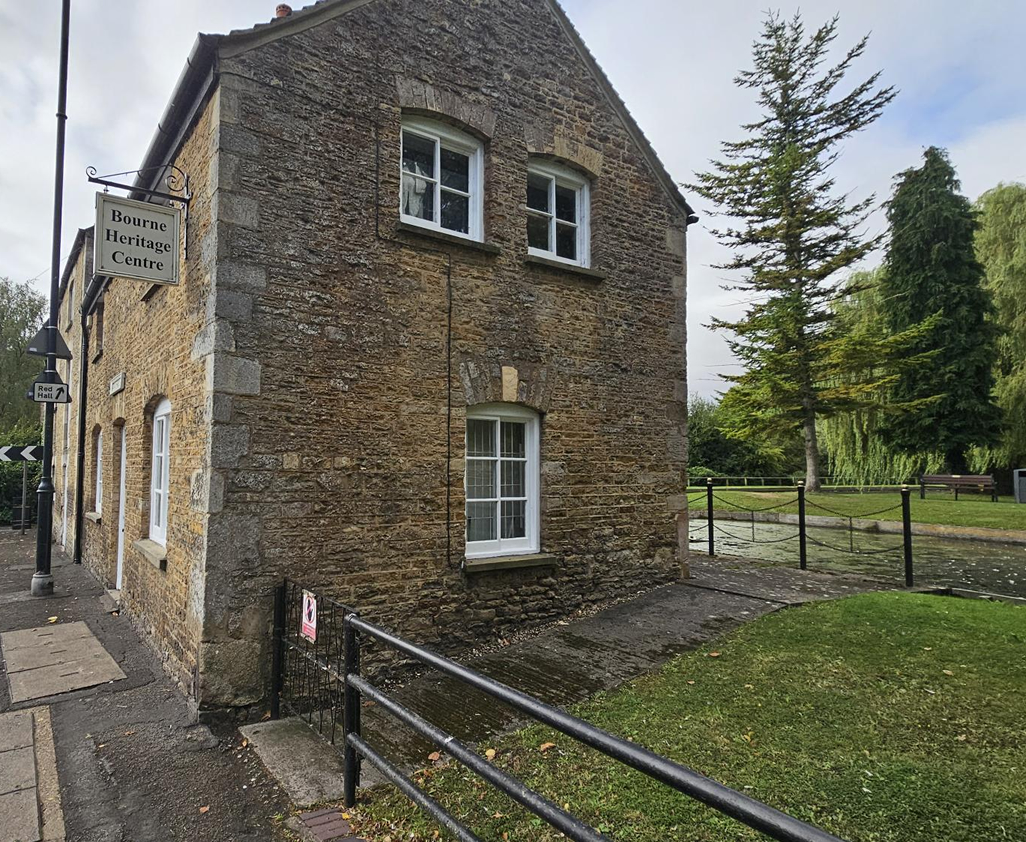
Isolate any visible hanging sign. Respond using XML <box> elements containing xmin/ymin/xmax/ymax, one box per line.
<box><xmin>95</xmin><ymin>193</ymin><xmax>181</xmax><ymax>286</ymax></box>
<box><xmin>300</xmin><ymin>590</ymin><xmax>318</xmax><ymax>643</ymax></box>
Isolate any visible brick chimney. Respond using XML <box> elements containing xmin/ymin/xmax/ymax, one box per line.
<box><xmin>276</xmin><ymin>4</ymin><xmax>292</xmax><ymax>18</ymax></box>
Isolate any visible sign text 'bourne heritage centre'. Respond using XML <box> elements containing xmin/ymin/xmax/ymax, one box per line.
<box><xmin>95</xmin><ymin>193</ymin><xmax>181</xmax><ymax>286</ymax></box>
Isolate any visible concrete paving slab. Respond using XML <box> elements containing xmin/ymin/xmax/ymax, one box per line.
<box><xmin>0</xmin><ymin>787</ymin><xmax>40</xmax><ymax>842</ymax></box>
<box><xmin>6</xmin><ymin>654</ymin><xmax>126</xmax><ymax>704</ymax></box>
<box><xmin>240</xmin><ymin>718</ymin><xmax>345</xmax><ymax>808</ymax></box>
<box><xmin>2</xmin><ymin>635</ymin><xmax>110</xmax><ymax>672</ymax></box>
<box><xmin>1</xmin><ymin>622</ymin><xmax>94</xmax><ymax>652</ymax></box>
<box><xmin>0</xmin><ymin>712</ymin><xmax>34</xmax><ymax>752</ymax></box>
<box><xmin>29</xmin><ymin>708</ymin><xmax>64</xmax><ymax>842</ymax></box>
<box><xmin>0</xmin><ymin>746</ymin><xmax>35</xmax><ymax>795</ymax></box>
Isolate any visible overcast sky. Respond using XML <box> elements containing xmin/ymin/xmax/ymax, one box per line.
<box><xmin>2</xmin><ymin>0</ymin><xmax>1024</xmax><ymax>396</ymax></box>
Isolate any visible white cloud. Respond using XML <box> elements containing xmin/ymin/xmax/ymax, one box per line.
<box><xmin>2</xmin><ymin>0</ymin><xmax>1024</xmax><ymax>397</ymax></box>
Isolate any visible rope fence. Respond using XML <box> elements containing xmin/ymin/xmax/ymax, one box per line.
<box><xmin>688</xmin><ymin>481</ymin><xmax>916</xmax><ymax>587</ymax></box>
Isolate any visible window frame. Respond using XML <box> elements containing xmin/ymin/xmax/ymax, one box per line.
<box><xmin>400</xmin><ymin>117</ymin><xmax>484</xmax><ymax>242</ymax></box>
<box><xmin>149</xmin><ymin>398</ymin><xmax>171</xmax><ymax>547</ymax></box>
<box><xmin>527</xmin><ymin>160</ymin><xmax>591</xmax><ymax>268</ymax></box>
<box><xmin>94</xmin><ymin>428</ymin><xmax>103</xmax><ymax>515</ymax></box>
<box><xmin>464</xmin><ymin>403</ymin><xmax>540</xmax><ymax>559</ymax></box>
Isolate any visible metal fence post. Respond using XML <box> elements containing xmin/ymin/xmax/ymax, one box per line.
<box><xmin>706</xmin><ymin>478</ymin><xmax>715</xmax><ymax>557</ymax></box>
<box><xmin>901</xmin><ymin>486</ymin><xmax>914</xmax><ymax>587</ymax></box>
<box><xmin>797</xmin><ymin>481</ymin><xmax>807</xmax><ymax>571</ymax></box>
<box><xmin>270</xmin><ymin>579</ymin><xmax>286</xmax><ymax>720</ymax></box>
<box><xmin>343</xmin><ymin>613</ymin><xmax>362</xmax><ymax>807</ymax></box>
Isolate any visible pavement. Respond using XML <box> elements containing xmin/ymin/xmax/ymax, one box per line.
<box><xmin>0</xmin><ymin>530</ymin><xmax>291</xmax><ymax>842</ymax></box>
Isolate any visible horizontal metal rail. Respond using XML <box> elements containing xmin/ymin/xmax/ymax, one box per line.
<box><xmin>349</xmin><ymin>674</ymin><xmax>611</xmax><ymax>842</ymax></box>
<box><xmin>347</xmin><ymin>733</ymin><xmax>481</xmax><ymax>842</ymax></box>
<box><xmin>348</xmin><ymin>615</ymin><xmax>845</xmax><ymax>842</ymax></box>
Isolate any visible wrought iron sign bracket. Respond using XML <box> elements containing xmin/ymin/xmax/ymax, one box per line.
<box><xmin>87</xmin><ymin>164</ymin><xmax>192</xmax><ymax>259</ymax></box>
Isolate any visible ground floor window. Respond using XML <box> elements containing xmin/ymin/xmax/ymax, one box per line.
<box><xmin>149</xmin><ymin>398</ymin><xmax>171</xmax><ymax>546</ymax></box>
<box><xmin>465</xmin><ymin>403</ymin><xmax>540</xmax><ymax>558</ymax></box>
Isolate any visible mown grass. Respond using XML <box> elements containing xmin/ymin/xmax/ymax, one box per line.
<box><xmin>352</xmin><ymin>593</ymin><xmax>1026</xmax><ymax>842</ymax></box>
<box><xmin>707</xmin><ymin>489</ymin><xmax>1026</xmax><ymax>531</ymax></box>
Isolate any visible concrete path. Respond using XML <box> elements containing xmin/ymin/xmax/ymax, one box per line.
<box><xmin>0</xmin><ymin>531</ymin><xmax>291</xmax><ymax>842</ymax></box>
<box><xmin>0</xmin><ymin>707</ymin><xmax>63</xmax><ymax>842</ymax></box>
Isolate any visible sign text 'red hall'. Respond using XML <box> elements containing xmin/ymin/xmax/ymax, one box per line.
<box><xmin>95</xmin><ymin>193</ymin><xmax>181</xmax><ymax>285</ymax></box>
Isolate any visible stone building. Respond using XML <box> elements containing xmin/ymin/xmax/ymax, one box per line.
<box><xmin>53</xmin><ymin>0</ymin><xmax>694</xmax><ymax>710</ymax></box>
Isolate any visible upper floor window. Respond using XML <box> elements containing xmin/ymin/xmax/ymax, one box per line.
<box><xmin>401</xmin><ymin>117</ymin><xmax>484</xmax><ymax>241</ymax></box>
<box><xmin>149</xmin><ymin>398</ymin><xmax>171</xmax><ymax>546</ymax></box>
<box><xmin>465</xmin><ymin>404</ymin><xmax>540</xmax><ymax>559</ymax></box>
<box><xmin>527</xmin><ymin>161</ymin><xmax>590</xmax><ymax>267</ymax></box>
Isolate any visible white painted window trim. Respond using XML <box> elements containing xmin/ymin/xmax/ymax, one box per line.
<box><xmin>94</xmin><ymin>429</ymin><xmax>103</xmax><ymax>515</ymax></box>
<box><xmin>465</xmin><ymin>403</ymin><xmax>540</xmax><ymax>559</ymax></box>
<box><xmin>527</xmin><ymin>160</ymin><xmax>591</xmax><ymax>268</ymax></box>
<box><xmin>149</xmin><ymin>398</ymin><xmax>171</xmax><ymax>547</ymax></box>
<box><xmin>400</xmin><ymin>116</ymin><xmax>484</xmax><ymax>242</ymax></box>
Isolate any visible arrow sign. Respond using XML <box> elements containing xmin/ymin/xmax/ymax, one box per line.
<box><xmin>0</xmin><ymin>445</ymin><xmax>43</xmax><ymax>462</ymax></box>
<box><xmin>32</xmin><ymin>381</ymin><xmax>71</xmax><ymax>404</ymax></box>
<box><xmin>27</xmin><ymin>325</ymin><xmax>73</xmax><ymax>361</ymax></box>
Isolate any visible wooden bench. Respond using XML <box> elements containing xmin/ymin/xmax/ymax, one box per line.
<box><xmin>919</xmin><ymin>474</ymin><xmax>997</xmax><ymax>502</ymax></box>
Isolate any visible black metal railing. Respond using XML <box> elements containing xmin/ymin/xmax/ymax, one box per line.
<box><xmin>689</xmin><ymin>481</ymin><xmax>914</xmax><ymax>587</ymax></box>
<box><xmin>270</xmin><ymin>582</ymin><xmax>849</xmax><ymax>842</ymax></box>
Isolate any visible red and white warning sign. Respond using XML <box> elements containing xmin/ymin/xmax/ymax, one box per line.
<box><xmin>301</xmin><ymin>590</ymin><xmax>317</xmax><ymax>643</ymax></box>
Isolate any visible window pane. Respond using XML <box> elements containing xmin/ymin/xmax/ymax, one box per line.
<box><xmin>440</xmin><ymin>148</ymin><xmax>469</xmax><ymax>192</ymax></box>
<box><xmin>555</xmin><ymin>184</ymin><xmax>577</xmax><ymax>222</ymax></box>
<box><xmin>441</xmin><ymin>190</ymin><xmax>469</xmax><ymax>234</ymax></box>
<box><xmin>466</xmin><ymin>460</ymin><xmax>496</xmax><ymax>500</ymax></box>
<box><xmin>467</xmin><ymin>419</ymin><xmax>495</xmax><ymax>457</ymax></box>
<box><xmin>501</xmin><ymin>500</ymin><xmax>526</xmax><ymax>539</ymax></box>
<box><xmin>500</xmin><ymin>422</ymin><xmax>525</xmax><ymax>458</ymax></box>
<box><xmin>527</xmin><ymin>173</ymin><xmax>550</xmax><ymax>212</ymax></box>
<box><xmin>556</xmin><ymin>223</ymin><xmax>577</xmax><ymax>260</ymax></box>
<box><xmin>467</xmin><ymin>501</ymin><xmax>497</xmax><ymax>542</ymax></box>
<box><xmin>501</xmin><ymin>460</ymin><xmax>525</xmax><ymax>498</ymax></box>
<box><xmin>402</xmin><ymin>132</ymin><xmax>435</xmax><ymax>177</ymax></box>
<box><xmin>402</xmin><ymin>174</ymin><xmax>434</xmax><ymax>221</ymax></box>
<box><xmin>527</xmin><ymin>214</ymin><xmax>550</xmax><ymax>251</ymax></box>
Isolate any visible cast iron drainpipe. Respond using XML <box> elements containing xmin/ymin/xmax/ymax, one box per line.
<box><xmin>72</xmin><ymin>275</ymin><xmax>106</xmax><ymax>565</ymax></box>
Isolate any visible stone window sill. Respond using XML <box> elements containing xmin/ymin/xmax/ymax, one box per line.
<box><xmin>524</xmin><ymin>254</ymin><xmax>607</xmax><ymax>281</ymax></box>
<box><xmin>464</xmin><ymin>552</ymin><xmax>559</xmax><ymax>573</ymax></box>
<box><xmin>396</xmin><ymin>221</ymin><xmax>502</xmax><ymax>255</ymax></box>
<box><xmin>92</xmin><ymin>348</ymin><xmax>103</xmax><ymax>364</ymax></box>
<box><xmin>84</xmin><ymin>511</ymin><xmax>102</xmax><ymax>524</ymax></box>
<box><xmin>132</xmin><ymin>538</ymin><xmax>167</xmax><ymax>571</ymax></box>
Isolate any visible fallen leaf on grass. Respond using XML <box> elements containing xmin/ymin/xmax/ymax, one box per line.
<box><xmin>957</xmin><ymin>734</ymin><xmax>967</xmax><ymax>741</ymax></box>
<box><xmin>707</xmin><ymin>651</ymin><xmax>721</xmax><ymax>658</ymax></box>
<box><xmin>687</xmin><ymin>680</ymin><xmax>696</xmax><ymax>686</ymax></box>
<box><xmin>199</xmin><ymin>806</ymin><xmax>210</xmax><ymax>814</ymax></box>
<box><xmin>428</xmin><ymin>751</ymin><xmax>441</xmax><ymax>762</ymax></box>
<box><xmin>942</xmin><ymin>670</ymin><xmax>954</xmax><ymax>676</ymax></box>
<box><xmin>539</xmin><ymin>742</ymin><xmax>556</xmax><ymax>753</ymax></box>
<box><xmin>485</xmin><ymin>748</ymin><xmax>497</xmax><ymax>760</ymax></box>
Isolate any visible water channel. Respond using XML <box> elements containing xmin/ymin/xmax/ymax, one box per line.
<box><xmin>690</xmin><ymin>519</ymin><xmax>1026</xmax><ymax>597</ymax></box>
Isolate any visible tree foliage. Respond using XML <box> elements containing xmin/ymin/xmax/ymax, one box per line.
<box><xmin>0</xmin><ymin>276</ymin><xmax>46</xmax><ymax>429</ymax></box>
<box><xmin>688</xmin><ymin>12</ymin><xmax>897</xmax><ymax>489</ymax></box>
<box><xmin>970</xmin><ymin>183</ymin><xmax>1026</xmax><ymax>469</ymax></box>
<box><xmin>878</xmin><ymin>148</ymin><xmax>1002</xmax><ymax>471</ymax></box>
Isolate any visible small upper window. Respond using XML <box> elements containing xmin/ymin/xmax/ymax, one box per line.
<box><xmin>527</xmin><ymin>161</ymin><xmax>590</xmax><ymax>267</ymax></box>
<box><xmin>465</xmin><ymin>404</ymin><xmax>540</xmax><ymax>559</ymax></box>
<box><xmin>401</xmin><ymin>118</ymin><xmax>483</xmax><ymax>241</ymax></box>
<box><xmin>94</xmin><ymin>428</ymin><xmax>103</xmax><ymax>515</ymax></box>
<box><xmin>149</xmin><ymin>398</ymin><xmax>171</xmax><ymax>546</ymax></box>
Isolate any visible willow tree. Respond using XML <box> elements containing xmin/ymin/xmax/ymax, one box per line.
<box><xmin>879</xmin><ymin>148</ymin><xmax>1002</xmax><ymax>471</ymax></box>
<box><xmin>971</xmin><ymin>183</ymin><xmax>1026</xmax><ymax>469</ymax></box>
<box><xmin>690</xmin><ymin>12</ymin><xmax>896</xmax><ymax>489</ymax></box>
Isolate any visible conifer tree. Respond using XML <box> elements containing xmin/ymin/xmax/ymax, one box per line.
<box><xmin>879</xmin><ymin>148</ymin><xmax>1002</xmax><ymax>471</ymax></box>
<box><xmin>690</xmin><ymin>12</ymin><xmax>897</xmax><ymax>489</ymax></box>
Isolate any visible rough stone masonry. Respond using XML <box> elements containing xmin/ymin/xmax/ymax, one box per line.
<box><xmin>54</xmin><ymin>0</ymin><xmax>692</xmax><ymax>710</ymax></box>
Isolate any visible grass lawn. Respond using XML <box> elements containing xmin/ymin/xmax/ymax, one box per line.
<box><xmin>705</xmin><ymin>489</ymin><xmax>1026</xmax><ymax>531</ymax></box>
<box><xmin>353</xmin><ymin>593</ymin><xmax>1026</xmax><ymax>842</ymax></box>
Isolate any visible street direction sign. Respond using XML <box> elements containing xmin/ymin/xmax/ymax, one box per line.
<box><xmin>32</xmin><ymin>381</ymin><xmax>71</xmax><ymax>404</ymax></box>
<box><xmin>0</xmin><ymin>446</ymin><xmax>43</xmax><ymax>462</ymax></box>
<box><xmin>26</xmin><ymin>325</ymin><xmax>73</xmax><ymax>360</ymax></box>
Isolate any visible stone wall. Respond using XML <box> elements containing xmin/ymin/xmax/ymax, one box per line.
<box><xmin>55</xmin><ymin>90</ymin><xmax>220</xmax><ymax>696</ymax></box>
<box><xmin>198</xmin><ymin>0</ymin><xmax>689</xmax><ymax>706</ymax></box>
